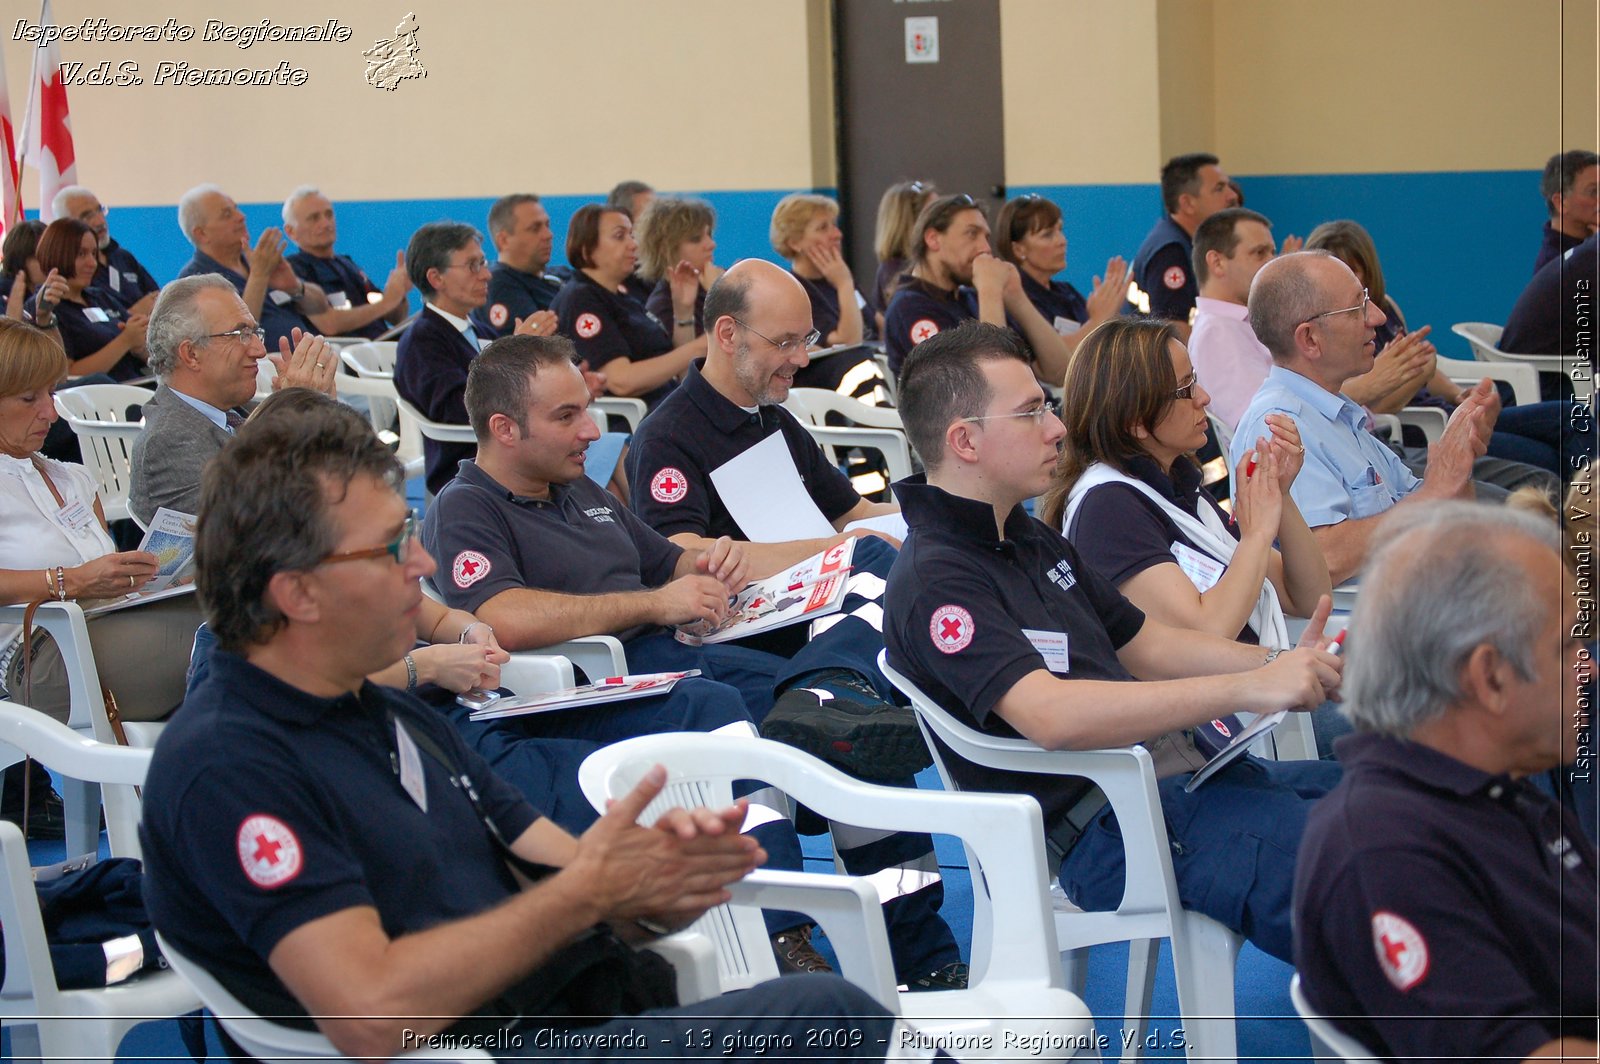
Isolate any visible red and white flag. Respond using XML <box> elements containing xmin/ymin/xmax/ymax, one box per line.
<box><xmin>19</xmin><ymin>0</ymin><xmax>76</xmax><ymax>222</ymax></box>
<box><xmin>0</xmin><ymin>44</ymin><xmax>23</xmax><ymax>233</ymax></box>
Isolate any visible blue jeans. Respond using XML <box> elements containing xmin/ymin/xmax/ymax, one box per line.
<box><xmin>1058</xmin><ymin>755</ymin><xmax>1342</xmax><ymax>963</ymax></box>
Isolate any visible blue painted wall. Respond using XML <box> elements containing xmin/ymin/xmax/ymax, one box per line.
<box><xmin>52</xmin><ymin>172</ymin><xmax>1545</xmax><ymax>357</ymax></box>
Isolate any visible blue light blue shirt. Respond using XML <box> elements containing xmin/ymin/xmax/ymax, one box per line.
<box><xmin>1232</xmin><ymin>365</ymin><xmax>1418</xmax><ymax>529</ymax></box>
<box><xmin>170</xmin><ymin>388</ymin><xmax>232</xmax><ymax>432</ymax></box>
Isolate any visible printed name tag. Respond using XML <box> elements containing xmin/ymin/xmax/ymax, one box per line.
<box><xmin>854</xmin><ymin>289</ymin><xmax>868</xmax><ymax>309</ymax></box>
<box><xmin>1052</xmin><ymin>315</ymin><xmax>1082</xmax><ymax>336</ymax></box>
<box><xmin>326</xmin><ymin>289</ymin><xmax>352</xmax><ymax>309</ymax></box>
<box><xmin>1023</xmin><ymin>629</ymin><xmax>1070</xmax><ymax>672</ymax></box>
<box><xmin>1170</xmin><ymin>542</ymin><xmax>1226</xmax><ymax>592</ymax></box>
<box><xmin>394</xmin><ymin>721</ymin><xmax>428</xmax><ymax>813</ymax></box>
<box><xmin>54</xmin><ymin>499</ymin><xmax>96</xmax><ymax>534</ymax></box>
<box><xmin>83</xmin><ymin>307</ymin><xmax>112</xmax><ymax>323</ymax></box>
<box><xmin>108</xmin><ymin>269</ymin><xmax>122</xmax><ymax>293</ymax></box>
<box><xmin>268</xmin><ymin>289</ymin><xmax>293</xmax><ymax>306</ymax></box>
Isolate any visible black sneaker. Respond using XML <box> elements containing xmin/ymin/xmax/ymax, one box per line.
<box><xmin>761</xmin><ymin>669</ymin><xmax>932</xmax><ymax>781</ymax></box>
<box><xmin>905</xmin><ymin>961</ymin><xmax>970</xmax><ymax>992</ymax></box>
<box><xmin>771</xmin><ymin>925</ymin><xmax>833</xmax><ymax>975</ymax></box>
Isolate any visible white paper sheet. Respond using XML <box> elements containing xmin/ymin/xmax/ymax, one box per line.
<box><xmin>844</xmin><ymin>512</ymin><xmax>909</xmax><ymax>541</ymax></box>
<box><xmin>709</xmin><ymin>432</ymin><xmax>834</xmax><ymax>542</ymax></box>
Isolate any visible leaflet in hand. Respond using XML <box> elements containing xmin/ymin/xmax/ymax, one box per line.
<box><xmin>1182</xmin><ymin>711</ymin><xmax>1285</xmax><ymax>792</ymax></box>
<box><xmin>468</xmin><ymin>670</ymin><xmax>702</xmax><ymax>720</ymax></box>
<box><xmin>138</xmin><ymin>508</ymin><xmax>198</xmax><ymax>592</ymax></box>
<box><xmin>675</xmin><ymin>537</ymin><xmax>857</xmax><ymax>646</ymax></box>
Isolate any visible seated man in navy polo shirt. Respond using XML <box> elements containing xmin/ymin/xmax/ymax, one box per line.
<box><xmin>281</xmin><ymin>185</ymin><xmax>413</xmax><ymax>339</ymax></box>
<box><xmin>142</xmin><ymin>402</ymin><xmax>903</xmax><ymax>1062</ymax></box>
<box><xmin>885</xmin><ymin>319</ymin><xmax>1344</xmax><ymax>966</ymax></box>
<box><xmin>1294</xmin><ymin>502</ymin><xmax>1597</xmax><ymax>1061</ymax></box>
<box><xmin>422</xmin><ymin>335</ymin><xmax>965</xmax><ymax>989</ymax></box>
<box><xmin>883</xmin><ymin>193</ymin><xmax>1070</xmax><ymax>381</ymax></box>
<box><xmin>53</xmin><ymin>184</ymin><xmax>160</xmax><ymax>313</ymax></box>
<box><xmin>174</xmin><ymin>183</ymin><xmax>328</xmax><ymax>351</ymax></box>
<box><xmin>1531</xmin><ymin>150</ymin><xmax>1598</xmax><ymax>273</ymax></box>
<box><xmin>472</xmin><ymin>193</ymin><xmax>565</xmax><ymax>339</ymax></box>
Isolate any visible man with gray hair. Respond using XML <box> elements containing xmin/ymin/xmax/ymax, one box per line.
<box><xmin>281</xmin><ymin>185</ymin><xmax>412</xmax><ymax>339</ymax></box>
<box><xmin>51</xmin><ymin>184</ymin><xmax>160</xmax><ymax>312</ymax></box>
<box><xmin>129</xmin><ymin>274</ymin><xmax>336</xmax><ymax>524</ymax></box>
<box><xmin>1533</xmin><ymin>149</ymin><xmax>1598</xmax><ymax>273</ymax></box>
<box><xmin>1293</xmin><ymin>501</ymin><xmax>1596</xmax><ymax>1061</ymax></box>
<box><xmin>1231</xmin><ymin>251</ymin><xmax>1498</xmax><ymax>584</ymax></box>
<box><xmin>175</xmin><ymin>183</ymin><xmax>331</xmax><ymax>350</ymax></box>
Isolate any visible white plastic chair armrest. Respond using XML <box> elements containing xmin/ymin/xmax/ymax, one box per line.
<box><xmin>591</xmin><ymin>396</ymin><xmax>648</xmax><ymax>432</ymax></box>
<box><xmin>1397</xmin><ymin>406</ymin><xmax>1447</xmax><ymax>444</ymax></box>
<box><xmin>498</xmin><ymin>653</ymin><xmax>576</xmax><ymax>695</ymax></box>
<box><xmin>642</xmin><ymin>930</ymin><xmax>721</xmax><ymax>1005</ymax></box>
<box><xmin>805</xmin><ymin>425</ymin><xmax>913</xmax><ymax>481</ymax></box>
<box><xmin>0</xmin><ymin>819</ymin><xmax>59</xmax><ymax>1007</ymax></box>
<box><xmin>540</xmin><ymin>636</ymin><xmax>627</xmax><ymax>679</ymax></box>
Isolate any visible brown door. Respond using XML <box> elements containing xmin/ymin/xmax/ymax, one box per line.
<box><xmin>834</xmin><ymin>0</ymin><xmax>1007</xmax><ymax>286</ymax></box>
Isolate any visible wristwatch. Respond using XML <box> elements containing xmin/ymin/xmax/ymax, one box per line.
<box><xmin>1262</xmin><ymin>648</ymin><xmax>1283</xmax><ymax>666</ymax></box>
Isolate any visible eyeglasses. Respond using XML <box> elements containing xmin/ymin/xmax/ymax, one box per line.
<box><xmin>1172</xmin><ymin>374</ymin><xmax>1200</xmax><ymax>400</ymax></box>
<box><xmin>319</xmin><ymin>512</ymin><xmax>419</xmax><ymax>568</ymax></box>
<box><xmin>76</xmin><ymin>204</ymin><xmax>107</xmax><ymax>221</ymax></box>
<box><xmin>962</xmin><ymin>399</ymin><xmax>1061</xmax><ymax>426</ymax></box>
<box><xmin>732</xmin><ymin>318</ymin><xmax>821</xmax><ymax>357</ymax></box>
<box><xmin>207</xmin><ymin>326</ymin><xmax>267</xmax><ymax>345</ymax></box>
<box><xmin>442</xmin><ymin>257</ymin><xmax>491</xmax><ymax>274</ymax></box>
<box><xmin>1302</xmin><ymin>288</ymin><xmax>1370</xmax><ymax>326</ymax></box>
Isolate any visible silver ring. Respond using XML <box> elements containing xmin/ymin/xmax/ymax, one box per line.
<box><xmin>315</xmin><ymin>362</ymin><xmax>325</xmax><ymax>370</ymax></box>
<box><xmin>128</xmin><ymin>574</ymin><xmax>135</xmax><ymax>588</ymax></box>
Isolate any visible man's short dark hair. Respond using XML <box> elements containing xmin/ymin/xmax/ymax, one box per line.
<box><xmin>1161</xmin><ymin>152</ymin><xmax>1220</xmax><ymax>215</ymax></box>
<box><xmin>407</xmin><ymin>221</ymin><xmax>481</xmax><ymax>298</ymax></box>
<box><xmin>465</xmin><ymin>333</ymin><xmax>581</xmax><ymax>439</ymax></box>
<box><xmin>606</xmin><ymin>180</ymin><xmax>653</xmax><ymax>212</ymax></box>
<box><xmin>702</xmin><ymin>269</ymin><xmax>752</xmax><ymax>334</ymax></box>
<box><xmin>486</xmin><ymin>193</ymin><xmax>541</xmax><ymax>239</ymax></box>
<box><xmin>897</xmin><ymin>320</ymin><xmax>1030</xmax><ymax>473</ymax></box>
<box><xmin>1541</xmin><ymin>150</ymin><xmax>1600</xmax><ymax>218</ymax></box>
<box><xmin>195</xmin><ymin>402</ymin><xmax>402</xmax><ymax>654</ymax></box>
<box><xmin>1192</xmin><ymin>207</ymin><xmax>1272</xmax><ymax>285</ymax></box>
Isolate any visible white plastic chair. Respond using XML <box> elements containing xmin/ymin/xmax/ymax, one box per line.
<box><xmin>396</xmin><ymin>396</ymin><xmax>475</xmax><ymax>445</ymax></box>
<box><xmin>1452</xmin><ymin>321</ymin><xmax>1582</xmax><ymax>398</ymax></box>
<box><xmin>158</xmin><ymin>931</ymin><xmax>718</xmax><ymax>1063</ymax></box>
<box><xmin>52</xmin><ymin>384</ymin><xmax>150</xmax><ymax>524</ymax></box>
<box><xmin>579</xmin><ymin>733</ymin><xmax>1099</xmax><ymax>1059</ymax></box>
<box><xmin>879</xmin><ymin>651</ymin><xmax>1243</xmax><ymax>1063</ymax></box>
<box><xmin>0</xmin><ymin>702</ymin><xmax>201</xmax><ymax>1063</ymax></box>
<box><xmin>591</xmin><ymin>395</ymin><xmax>648</xmax><ymax>432</ymax></box>
<box><xmin>341</xmin><ymin>342</ymin><xmax>424</xmax><ymax>476</ymax></box>
<box><xmin>1436</xmin><ymin>353</ymin><xmax>1542</xmax><ymax>407</ymax></box>
<box><xmin>1289</xmin><ymin>973</ymin><xmax>1382</xmax><ymax>1063</ymax></box>
<box><xmin>416</xmin><ymin>580</ymin><xmax>629</xmax><ymax>681</ymax></box>
<box><xmin>782</xmin><ymin>389</ymin><xmax>915</xmax><ymax>482</ymax></box>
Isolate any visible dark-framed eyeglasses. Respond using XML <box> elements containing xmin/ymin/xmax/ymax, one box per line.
<box><xmin>1301</xmin><ymin>288</ymin><xmax>1370</xmax><ymax>326</ymax></box>
<box><xmin>319</xmin><ymin>511</ymin><xmax>419</xmax><ymax>568</ymax></box>
<box><xmin>207</xmin><ymin>325</ymin><xmax>266</xmax><ymax>345</ymax></box>
<box><xmin>1172</xmin><ymin>374</ymin><xmax>1200</xmax><ymax>401</ymax></box>
<box><xmin>961</xmin><ymin>398</ymin><xmax>1061</xmax><ymax>426</ymax></box>
<box><xmin>731</xmin><ymin>317</ymin><xmax>821</xmax><ymax>357</ymax></box>
<box><xmin>442</xmin><ymin>257</ymin><xmax>491</xmax><ymax>274</ymax></box>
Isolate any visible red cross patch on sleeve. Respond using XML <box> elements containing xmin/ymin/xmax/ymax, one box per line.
<box><xmin>651</xmin><ymin>467</ymin><xmax>688</xmax><ymax>504</ymax></box>
<box><xmin>488</xmin><ymin>303</ymin><xmax>509</xmax><ymax>328</ymax></box>
<box><xmin>1163</xmin><ymin>265</ymin><xmax>1187</xmax><ymax>290</ymax></box>
<box><xmin>453</xmin><ymin>550</ymin><xmax>491</xmax><ymax>589</ymax></box>
<box><xmin>237</xmin><ymin>814</ymin><xmax>303</xmax><ymax>888</ymax></box>
<box><xmin>1371</xmin><ymin>910</ymin><xmax>1430</xmax><ymax>991</ymax></box>
<box><xmin>909</xmin><ymin>318</ymin><xmax>940</xmax><ymax>345</ymax></box>
<box><xmin>930</xmin><ymin>604</ymin><xmax>974</xmax><ymax>654</ymax></box>
<box><xmin>575</xmin><ymin>312</ymin><xmax>603</xmax><ymax>339</ymax></box>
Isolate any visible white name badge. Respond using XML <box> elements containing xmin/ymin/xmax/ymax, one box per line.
<box><xmin>394</xmin><ymin>722</ymin><xmax>428</xmax><ymax>813</ymax></box>
<box><xmin>54</xmin><ymin>498</ymin><xmax>97</xmax><ymax>534</ymax></box>
<box><xmin>83</xmin><ymin>307</ymin><xmax>112</xmax><ymax>323</ymax></box>
<box><xmin>854</xmin><ymin>289</ymin><xmax>868</xmax><ymax>309</ymax></box>
<box><xmin>108</xmin><ymin>269</ymin><xmax>122</xmax><ymax>293</ymax></box>
<box><xmin>1170</xmin><ymin>542</ymin><xmax>1226</xmax><ymax>592</ymax></box>
<box><xmin>326</xmin><ymin>289</ymin><xmax>352</xmax><ymax>309</ymax></box>
<box><xmin>268</xmin><ymin>289</ymin><xmax>294</xmax><ymax>306</ymax></box>
<box><xmin>1023</xmin><ymin>628</ymin><xmax>1070</xmax><ymax>673</ymax></box>
<box><xmin>1052</xmin><ymin>315</ymin><xmax>1082</xmax><ymax>336</ymax></box>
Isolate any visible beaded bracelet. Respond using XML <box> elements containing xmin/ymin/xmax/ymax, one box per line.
<box><xmin>54</xmin><ymin>566</ymin><xmax>68</xmax><ymax>601</ymax></box>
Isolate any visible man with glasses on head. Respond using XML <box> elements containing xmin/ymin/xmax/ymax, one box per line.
<box><xmin>129</xmin><ymin>274</ymin><xmax>338</xmax><ymax>526</ymax></box>
<box><xmin>52</xmin><ymin>184</ymin><xmax>161</xmax><ymax>314</ymax></box>
<box><xmin>885</xmin><ymin>319</ymin><xmax>1345</xmax><ymax>968</ymax></box>
<box><xmin>1232</xmin><ymin>251</ymin><xmax>1498</xmax><ymax>585</ymax></box>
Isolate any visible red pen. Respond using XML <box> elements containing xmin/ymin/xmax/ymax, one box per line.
<box><xmin>1327</xmin><ymin>628</ymin><xmax>1348</xmax><ymax>656</ymax></box>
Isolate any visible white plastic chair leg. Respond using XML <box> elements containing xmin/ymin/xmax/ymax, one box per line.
<box><xmin>1122</xmin><ymin>937</ymin><xmax>1159</xmax><ymax>1060</ymax></box>
<box><xmin>1171</xmin><ymin>912</ymin><xmax>1242</xmax><ymax>1063</ymax></box>
<box><xmin>59</xmin><ymin>775</ymin><xmax>99</xmax><ymax>857</ymax></box>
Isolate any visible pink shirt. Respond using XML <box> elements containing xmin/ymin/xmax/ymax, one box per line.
<box><xmin>1188</xmin><ymin>296</ymin><xmax>1274</xmax><ymax>433</ymax></box>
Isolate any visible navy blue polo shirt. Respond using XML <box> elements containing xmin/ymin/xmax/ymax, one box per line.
<box><xmin>1130</xmin><ymin>216</ymin><xmax>1196</xmax><ymax>322</ymax></box>
<box><xmin>550</xmin><ymin>272</ymin><xmax>676</xmax><ymax>408</ymax></box>
<box><xmin>473</xmin><ymin>262</ymin><xmax>565</xmax><ymax>338</ymax></box>
<box><xmin>644</xmin><ymin>278</ymin><xmax>706</xmax><ymax>338</ymax></box>
<box><xmin>140</xmin><ymin>650</ymin><xmax>539</xmax><ymax>1021</ymax></box>
<box><xmin>1532</xmin><ymin>221</ymin><xmax>1586</xmax><ymax>274</ymax></box>
<box><xmin>885</xmin><ymin>476</ymin><xmax>1145</xmax><ymax>825</ymax></box>
<box><xmin>1020</xmin><ymin>272</ymin><xmax>1089</xmax><ymax>334</ymax></box>
<box><xmin>178</xmin><ymin>249</ymin><xmax>316</xmax><ymax>351</ymax></box>
<box><xmin>883</xmin><ymin>276</ymin><xmax>978</xmax><ymax>375</ymax></box>
<box><xmin>422</xmin><ymin>460</ymin><xmax>683</xmax><ymax>639</ymax></box>
<box><xmin>93</xmin><ymin>238</ymin><xmax>160</xmax><ymax>309</ymax></box>
<box><xmin>1294</xmin><ymin>732</ymin><xmax>1598</xmax><ymax>1061</ymax></box>
<box><xmin>1502</xmin><ymin>232</ymin><xmax>1599</xmax><ymax>357</ymax></box>
<box><xmin>624</xmin><ymin>359</ymin><xmax>860</xmax><ymax>540</ymax></box>
<box><xmin>287</xmin><ymin>250</ymin><xmax>386</xmax><ymax>338</ymax></box>
<box><xmin>30</xmin><ymin>287</ymin><xmax>143</xmax><ymax>379</ymax></box>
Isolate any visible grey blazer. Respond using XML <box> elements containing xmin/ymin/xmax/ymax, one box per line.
<box><xmin>129</xmin><ymin>384</ymin><xmax>236</xmax><ymax>526</ymax></box>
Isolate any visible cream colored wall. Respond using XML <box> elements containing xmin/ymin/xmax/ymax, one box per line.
<box><xmin>1561</xmin><ymin>0</ymin><xmax>1598</xmax><ymax>151</ymax></box>
<box><xmin>3</xmin><ymin>0</ymin><xmax>832</xmax><ymax>206</ymax></box>
<box><xmin>1000</xmin><ymin>0</ymin><xmax>1163</xmax><ymax>185</ymax></box>
<box><xmin>1155</xmin><ymin>0</ymin><xmax>1215</xmax><ymax>162</ymax></box>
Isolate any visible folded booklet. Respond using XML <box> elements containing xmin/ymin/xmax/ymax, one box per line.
<box><xmin>674</xmin><ymin>537</ymin><xmax>857</xmax><ymax>646</ymax></box>
<box><xmin>1182</xmin><ymin>711</ymin><xmax>1285</xmax><ymax>792</ymax></box>
<box><xmin>138</xmin><ymin>508</ymin><xmax>198</xmax><ymax>593</ymax></box>
<box><xmin>467</xmin><ymin>670</ymin><xmax>701</xmax><ymax>720</ymax></box>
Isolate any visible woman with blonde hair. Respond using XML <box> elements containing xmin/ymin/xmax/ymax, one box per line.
<box><xmin>870</xmin><ymin>179</ymin><xmax>935</xmax><ymax>324</ymax></box>
<box><xmin>637</xmin><ymin>196</ymin><xmax>720</xmax><ymax>336</ymax></box>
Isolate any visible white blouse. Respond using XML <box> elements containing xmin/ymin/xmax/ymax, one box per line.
<box><xmin>0</xmin><ymin>452</ymin><xmax>114</xmax><ymax>648</ymax></box>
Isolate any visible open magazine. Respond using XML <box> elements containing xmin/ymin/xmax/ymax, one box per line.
<box><xmin>138</xmin><ymin>508</ymin><xmax>198</xmax><ymax>592</ymax></box>
<box><xmin>675</xmin><ymin>537</ymin><xmax>857</xmax><ymax>646</ymax></box>
<box><xmin>467</xmin><ymin>670</ymin><xmax>701</xmax><ymax>720</ymax></box>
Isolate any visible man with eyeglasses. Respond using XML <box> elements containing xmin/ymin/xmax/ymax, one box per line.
<box><xmin>129</xmin><ymin>274</ymin><xmax>337</xmax><ymax>525</ymax></box>
<box><xmin>175</xmin><ymin>183</ymin><xmax>331</xmax><ymax>351</ymax></box>
<box><xmin>1232</xmin><ymin>251</ymin><xmax>1498</xmax><ymax>585</ymax></box>
<box><xmin>51</xmin><ymin>184</ymin><xmax>161</xmax><ymax>314</ymax></box>
<box><xmin>885</xmin><ymin>319</ymin><xmax>1344</xmax><ymax>969</ymax></box>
